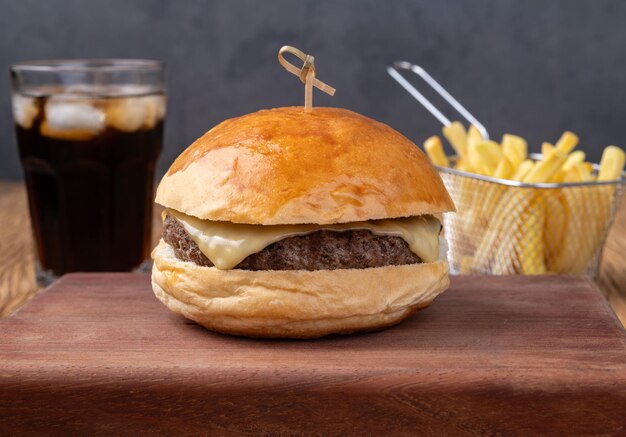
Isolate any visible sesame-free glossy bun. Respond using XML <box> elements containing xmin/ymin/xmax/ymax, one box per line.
<box><xmin>151</xmin><ymin>240</ymin><xmax>450</xmax><ymax>339</ymax></box>
<box><xmin>155</xmin><ymin>107</ymin><xmax>454</xmax><ymax>225</ymax></box>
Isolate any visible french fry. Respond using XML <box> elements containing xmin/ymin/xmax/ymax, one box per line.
<box><xmin>504</xmin><ymin>145</ymin><xmax>558</xmax><ymax>273</ymax></box>
<box><xmin>472</xmin><ymin>186</ymin><xmax>546</xmax><ymax>274</ymax></box>
<box><xmin>467</xmin><ymin>125</ymin><xmax>484</xmax><ymax>148</ymax></box>
<box><xmin>518</xmin><ymin>197</ymin><xmax>547</xmax><ymax>274</ymax></box>
<box><xmin>467</xmin><ymin>143</ymin><xmax>484</xmax><ymax>175</ymax></box>
<box><xmin>523</xmin><ymin>149</ymin><xmax>567</xmax><ymax>183</ymax></box>
<box><xmin>511</xmin><ymin>160</ymin><xmax>534</xmax><ymax>181</ymax></box>
<box><xmin>424</xmin><ymin>136</ymin><xmax>450</xmax><ymax>167</ymax></box>
<box><xmin>541</xmin><ymin>142</ymin><xmax>553</xmax><ymax>157</ymax></box>
<box><xmin>552</xmin><ymin>186</ymin><xmax>601</xmax><ymax>273</ymax></box>
<box><xmin>563</xmin><ymin>162</ymin><xmax>593</xmax><ymax>183</ymax></box>
<box><xmin>487</xmin><ymin>190</ymin><xmax>528</xmax><ymax>274</ymax></box>
<box><xmin>597</xmin><ymin>145</ymin><xmax>625</xmax><ymax>181</ymax></box>
<box><xmin>455</xmin><ymin>161</ymin><xmax>471</xmax><ymax>171</ymax></box>
<box><xmin>552</xmin><ymin>145</ymin><xmax>626</xmax><ymax>273</ymax></box>
<box><xmin>464</xmin><ymin>125</ymin><xmax>485</xmax><ymax>174</ymax></box>
<box><xmin>503</xmin><ymin>186</ymin><xmax>548</xmax><ymax>275</ymax></box>
<box><xmin>576</xmin><ymin>146</ymin><xmax>624</xmax><ymax>270</ymax></box>
<box><xmin>471</xmin><ymin>195</ymin><xmax>507</xmax><ymax>273</ymax></box>
<box><xmin>474</xmin><ymin>135</ymin><xmax>532</xmax><ymax>272</ymax></box>
<box><xmin>472</xmin><ymin>141</ymin><xmax>503</xmax><ymax>176</ymax></box>
<box><xmin>502</xmin><ymin>134</ymin><xmax>527</xmax><ymax>168</ymax></box>
<box><xmin>546</xmin><ymin>160</ymin><xmax>590</xmax><ymax>272</ymax></box>
<box><xmin>552</xmin><ymin>151</ymin><xmax>586</xmax><ymax>182</ymax></box>
<box><xmin>548</xmin><ymin>145</ymin><xmax>621</xmax><ymax>273</ymax></box>
<box><xmin>555</xmin><ymin>131</ymin><xmax>578</xmax><ymax>154</ymax></box>
<box><xmin>460</xmin><ymin>133</ymin><xmax>503</xmax><ymax>257</ymax></box>
<box><xmin>442</xmin><ymin>121</ymin><xmax>468</xmax><ymax>162</ymax></box>
<box><xmin>562</xmin><ymin>151</ymin><xmax>586</xmax><ymax>171</ymax></box>
<box><xmin>494</xmin><ymin>158</ymin><xmax>514</xmax><ymax>179</ymax></box>
<box><xmin>466</xmin><ymin>125</ymin><xmax>485</xmax><ymax>175</ymax></box>
<box><xmin>543</xmin><ymin>188</ymin><xmax>569</xmax><ymax>271</ymax></box>
<box><xmin>455</xmin><ymin>175</ymin><xmax>484</xmax><ymax>251</ymax></box>
<box><xmin>551</xmin><ymin>173</ymin><xmax>564</xmax><ymax>183</ymax></box>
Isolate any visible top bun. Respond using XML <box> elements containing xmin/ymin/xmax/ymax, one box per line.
<box><xmin>156</xmin><ymin>107</ymin><xmax>454</xmax><ymax>225</ymax></box>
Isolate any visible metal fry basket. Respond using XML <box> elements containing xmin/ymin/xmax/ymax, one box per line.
<box><xmin>439</xmin><ymin>158</ymin><xmax>625</xmax><ymax>275</ymax></box>
<box><xmin>388</xmin><ymin>61</ymin><xmax>626</xmax><ymax>276</ymax></box>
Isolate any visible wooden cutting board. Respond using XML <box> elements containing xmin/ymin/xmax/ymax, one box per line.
<box><xmin>1</xmin><ymin>274</ymin><xmax>625</xmax><ymax>436</ymax></box>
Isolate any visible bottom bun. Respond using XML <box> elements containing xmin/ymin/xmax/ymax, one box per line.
<box><xmin>151</xmin><ymin>239</ymin><xmax>450</xmax><ymax>339</ymax></box>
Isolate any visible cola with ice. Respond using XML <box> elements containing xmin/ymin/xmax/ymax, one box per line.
<box><xmin>12</xmin><ymin>87</ymin><xmax>165</xmax><ymax>279</ymax></box>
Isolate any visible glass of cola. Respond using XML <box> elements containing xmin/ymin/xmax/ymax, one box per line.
<box><xmin>10</xmin><ymin>59</ymin><xmax>166</xmax><ymax>285</ymax></box>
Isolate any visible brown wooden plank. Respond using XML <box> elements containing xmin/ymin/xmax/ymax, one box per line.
<box><xmin>0</xmin><ymin>274</ymin><xmax>624</xmax><ymax>435</ymax></box>
<box><xmin>599</xmin><ymin>199</ymin><xmax>626</xmax><ymax>324</ymax></box>
<box><xmin>0</xmin><ymin>182</ymin><xmax>37</xmax><ymax>317</ymax></box>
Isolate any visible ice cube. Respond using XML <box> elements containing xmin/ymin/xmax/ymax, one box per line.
<box><xmin>141</xmin><ymin>95</ymin><xmax>166</xmax><ymax>129</ymax></box>
<box><xmin>12</xmin><ymin>94</ymin><xmax>39</xmax><ymax>129</ymax></box>
<box><xmin>106</xmin><ymin>95</ymin><xmax>166</xmax><ymax>131</ymax></box>
<box><xmin>42</xmin><ymin>98</ymin><xmax>105</xmax><ymax>140</ymax></box>
<box><xmin>106</xmin><ymin>97</ymin><xmax>148</xmax><ymax>132</ymax></box>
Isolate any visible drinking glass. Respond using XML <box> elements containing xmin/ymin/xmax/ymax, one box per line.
<box><xmin>10</xmin><ymin>59</ymin><xmax>166</xmax><ymax>285</ymax></box>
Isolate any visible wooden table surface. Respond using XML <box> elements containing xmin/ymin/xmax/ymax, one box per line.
<box><xmin>1</xmin><ymin>274</ymin><xmax>624</xmax><ymax>435</ymax></box>
<box><xmin>2</xmin><ymin>180</ymin><xmax>625</xmax><ymax>325</ymax></box>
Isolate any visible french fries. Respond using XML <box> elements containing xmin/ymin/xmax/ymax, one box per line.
<box><xmin>442</xmin><ymin>121</ymin><xmax>468</xmax><ymax>162</ymax></box>
<box><xmin>541</xmin><ymin>142</ymin><xmax>553</xmax><ymax>157</ymax></box>
<box><xmin>494</xmin><ymin>158</ymin><xmax>514</xmax><ymax>179</ymax></box>
<box><xmin>562</xmin><ymin>151</ymin><xmax>586</xmax><ymax>171</ymax></box>
<box><xmin>473</xmin><ymin>141</ymin><xmax>503</xmax><ymax>175</ymax></box>
<box><xmin>555</xmin><ymin>131</ymin><xmax>579</xmax><ymax>154</ymax></box>
<box><xmin>424</xmin><ymin>136</ymin><xmax>449</xmax><ymax>167</ymax></box>
<box><xmin>523</xmin><ymin>149</ymin><xmax>567</xmax><ymax>183</ymax></box>
<box><xmin>425</xmin><ymin>122</ymin><xmax>625</xmax><ymax>275</ymax></box>
<box><xmin>502</xmin><ymin>134</ymin><xmax>527</xmax><ymax>168</ymax></box>
<box><xmin>511</xmin><ymin>160</ymin><xmax>534</xmax><ymax>181</ymax></box>
<box><xmin>552</xmin><ymin>151</ymin><xmax>586</xmax><ymax>182</ymax></box>
<box><xmin>562</xmin><ymin>162</ymin><xmax>593</xmax><ymax>183</ymax></box>
<box><xmin>467</xmin><ymin>125</ymin><xmax>484</xmax><ymax>149</ymax></box>
<box><xmin>598</xmin><ymin>146</ymin><xmax>626</xmax><ymax>181</ymax></box>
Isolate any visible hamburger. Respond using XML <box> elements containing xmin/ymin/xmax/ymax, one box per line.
<box><xmin>151</xmin><ymin>107</ymin><xmax>455</xmax><ymax>338</ymax></box>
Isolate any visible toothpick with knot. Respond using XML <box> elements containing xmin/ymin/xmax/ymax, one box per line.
<box><xmin>278</xmin><ymin>46</ymin><xmax>336</xmax><ymax>112</ymax></box>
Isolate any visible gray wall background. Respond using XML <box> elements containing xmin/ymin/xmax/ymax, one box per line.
<box><xmin>1</xmin><ymin>0</ymin><xmax>625</xmax><ymax>179</ymax></box>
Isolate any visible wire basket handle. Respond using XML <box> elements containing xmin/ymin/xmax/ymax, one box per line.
<box><xmin>387</xmin><ymin>61</ymin><xmax>490</xmax><ymax>140</ymax></box>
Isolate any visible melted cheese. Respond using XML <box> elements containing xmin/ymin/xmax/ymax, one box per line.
<box><xmin>166</xmin><ymin>209</ymin><xmax>441</xmax><ymax>270</ymax></box>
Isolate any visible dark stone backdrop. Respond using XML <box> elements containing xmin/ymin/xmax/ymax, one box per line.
<box><xmin>1</xmin><ymin>0</ymin><xmax>625</xmax><ymax>178</ymax></box>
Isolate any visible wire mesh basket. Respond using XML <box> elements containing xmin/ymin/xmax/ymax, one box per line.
<box><xmin>386</xmin><ymin>61</ymin><xmax>625</xmax><ymax>276</ymax></box>
<box><xmin>439</xmin><ymin>155</ymin><xmax>625</xmax><ymax>276</ymax></box>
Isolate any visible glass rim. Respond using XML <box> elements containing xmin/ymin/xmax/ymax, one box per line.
<box><xmin>10</xmin><ymin>58</ymin><xmax>164</xmax><ymax>73</ymax></box>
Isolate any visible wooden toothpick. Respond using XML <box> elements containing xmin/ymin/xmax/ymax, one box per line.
<box><xmin>278</xmin><ymin>46</ymin><xmax>336</xmax><ymax>112</ymax></box>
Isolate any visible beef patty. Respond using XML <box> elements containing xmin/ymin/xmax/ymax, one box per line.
<box><xmin>162</xmin><ymin>214</ymin><xmax>422</xmax><ymax>271</ymax></box>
